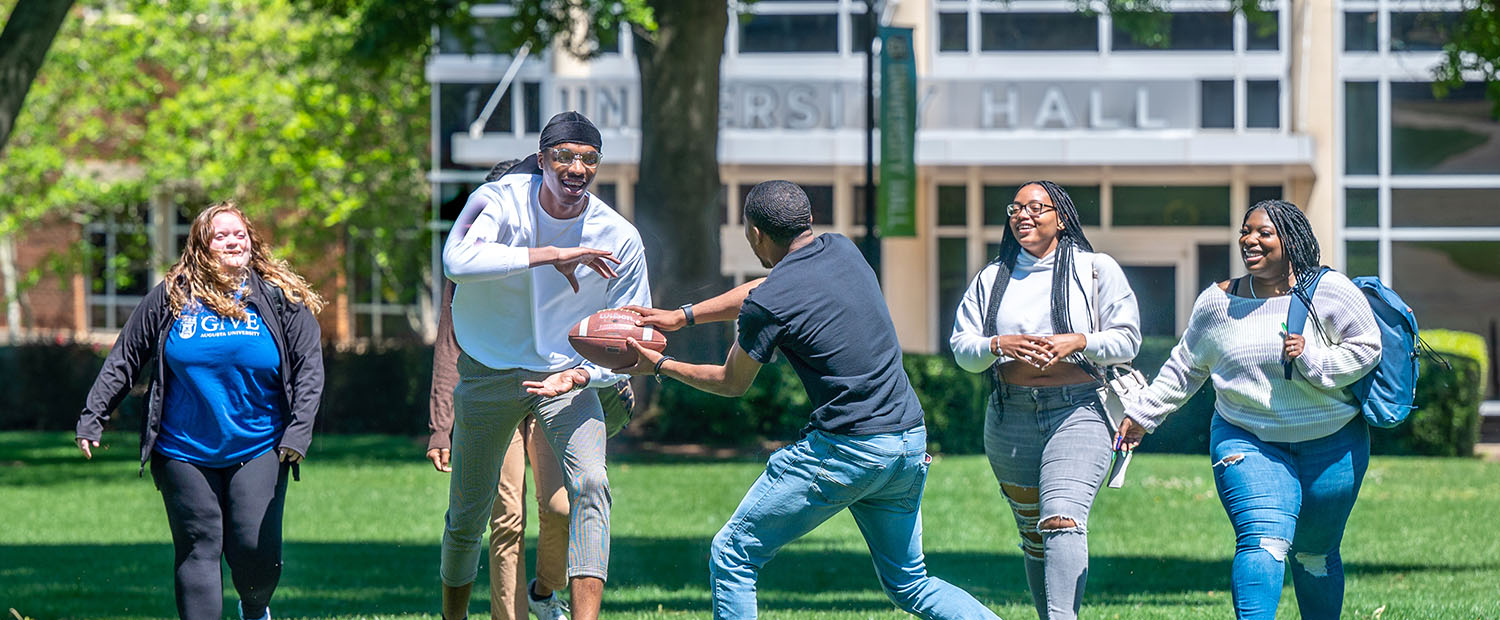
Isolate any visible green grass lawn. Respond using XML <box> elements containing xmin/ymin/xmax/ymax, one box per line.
<box><xmin>3</xmin><ymin>432</ymin><xmax>1498</xmax><ymax>619</ymax></box>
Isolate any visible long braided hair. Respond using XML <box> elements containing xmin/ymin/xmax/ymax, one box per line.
<box><xmin>1243</xmin><ymin>199</ymin><xmax>1322</xmax><ymax>294</ymax></box>
<box><xmin>1243</xmin><ymin>198</ymin><xmax>1327</xmax><ymax>339</ymax></box>
<box><xmin>984</xmin><ymin>181</ymin><xmax>1096</xmax><ymax>359</ymax></box>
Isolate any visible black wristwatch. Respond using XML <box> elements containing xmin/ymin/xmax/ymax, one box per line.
<box><xmin>678</xmin><ymin>303</ymin><xmax>695</xmax><ymax>326</ymax></box>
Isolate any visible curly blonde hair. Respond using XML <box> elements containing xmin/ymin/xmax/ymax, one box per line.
<box><xmin>164</xmin><ymin>201</ymin><xmax>325</xmax><ymax>320</ymax></box>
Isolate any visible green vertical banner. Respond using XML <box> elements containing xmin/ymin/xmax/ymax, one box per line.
<box><xmin>878</xmin><ymin>26</ymin><xmax>917</xmax><ymax>238</ymax></box>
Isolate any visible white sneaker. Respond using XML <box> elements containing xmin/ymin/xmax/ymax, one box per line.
<box><xmin>526</xmin><ymin>579</ymin><xmax>569</xmax><ymax>620</ymax></box>
<box><xmin>238</xmin><ymin>602</ymin><xmax>270</xmax><ymax>620</ymax></box>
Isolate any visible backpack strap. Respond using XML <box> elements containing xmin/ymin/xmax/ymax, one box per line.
<box><xmin>1283</xmin><ymin>267</ymin><xmax>1330</xmax><ymax>379</ymax></box>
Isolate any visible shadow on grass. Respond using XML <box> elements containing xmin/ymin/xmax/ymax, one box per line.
<box><xmin>5</xmin><ymin>537</ymin><xmax>1494</xmax><ymax>618</ymax></box>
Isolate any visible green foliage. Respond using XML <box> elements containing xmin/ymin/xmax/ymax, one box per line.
<box><xmin>1371</xmin><ymin>329</ymin><xmax>1489</xmax><ymax>457</ymax></box>
<box><xmin>645</xmin><ymin>338</ymin><xmax>1209</xmax><ymax>454</ymax></box>
<box><xmin>0</xmin><ymin>342</ymin><xmax>131</xmax><ymax>432</ymax></box>
<box><xmin>319</xmin><ymin>345</ymin><xmax>435</xmax><ymax>435</ymax></box>
<box><xmin>0</xmin><ymin>0</ymin><xmax>431</xmax><ymax>298</ymax></box>
<box><xmin>649</xmin><ymin>356</ymin><xmax>810</xmax><ymax>444</ymax></box>
<box><xmin>308</xmin><ymin>0</ymin><xmax>657</xmax><ymax>64</ymax></box>
<box><xmin>1436</xmin><ymin>0</ymin><xmax>1500</xmax><ymax>118</ymax></box>
<box><xmin>903</xmin><ymin>354</ymin><xmax>987</xmax><ymax>454</ymax></box>
<box><xmin>1088</xmin><ymin>0</ymin><xmax>1277</xmax><ymax>50</ymax></box>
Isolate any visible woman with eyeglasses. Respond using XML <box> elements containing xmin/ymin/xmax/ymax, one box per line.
<box><xmin>949</xmin><ymin>181</ymin><xmax>1141</xmax><ymax>620</ymax></box>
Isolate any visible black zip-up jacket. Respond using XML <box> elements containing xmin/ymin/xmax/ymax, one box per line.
<box><xmin>76</xmin><ymin>270</ymin><xmax>324</xmax><ymax>474</ymax></box>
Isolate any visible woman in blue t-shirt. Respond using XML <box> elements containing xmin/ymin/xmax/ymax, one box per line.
<box><xmin>77</xmin><ymin>202</ymin><xmax>324</xmax><ymax>620</ymax></box>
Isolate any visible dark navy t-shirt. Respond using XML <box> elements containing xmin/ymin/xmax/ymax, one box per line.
<box><xmin>155</xmin><ymin>299</ymin><xmax>286</xmax><ymax>467</ymax></box>
<box><xmin>736</xmin><ymin>233</ymin><xmax>924</xmax><ymax>436</ymax></box>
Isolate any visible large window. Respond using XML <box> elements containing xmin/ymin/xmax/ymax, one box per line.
<box><xmin>938</xmin><ymin>4</ymin><xmax>1276</xmax><ymax>54</ymax></box>
<box><xmin>437</xmin><ymin>18</ymin><xmax>517</xmax><ymax>55</ymax></box>
<box><xmin>1122</xmin><ymin>265</ymin><xmax>1177</xmax><ymax>336</ymax></box>
<box><xmin>1344</xmin><ymin>81</ymin><xmax>1378</xmax><ymax>175</ymax></box>
<box><xmin>1112</xmin><ymin>12</ymin><xmax>1234</xmax><ymax>51</ymax></box>
<box><xmin>1391</xmin><ymin>82</ymin><xmax>1500</xmax><ymax>175</ymax></box>
<box><xmin>733</xmin><ymin>1</ymin><xmax>870</xmax><ymax>55</ymax></box>
<box><xmin>1344</xmin><ymin>11</ymin><xmax>1378</xmax><ymax>52</ymax></box>
<box><xmin>84</xmin><ymin>202</ymin><xmax>194</xmax><ymax>332</ymax></box>
<box><xmin>85</xmin><ymin>205</ymin><xmax>153</xmax><ymax>331</ymax></box>
<box><xmin>1339</xmin><ymin>25</ymin><xmax>1500</xmax><ymax>399</ymax></box>
<box><xmin>1113</xmin><ymin>186</ymin><xmax>1231</xmax><ymax>227</ymax></box>
<box><xmin>347</xmin><ymin>229</ymin><xmax>426</xmax><ymax>343</ymax></box>
<box><xmin>1389</xmin><ymin>11</ymin><xmax>1461</xmax><ymax>52</ymax></box>
<box><xmin>437</xmin><ymin>81</ymin><xmax>543</xmax><ymax>170</ymax></box>
<box><xmin>936</xmin><ymin>237</ymin><xmax>968</xmax><ymax>352</ymax></box>
<box><xmin>739</xmin><ymin>13</ymin><xmax>839</xmax><ymax>53</ymax></box>
<box><xmin>980</xmin><ymin>12</ymin><xmax>1097</xmax><ymax>52</ymax></box>
<box><xmin>1393</xmin><ymin>241</ymin><xmax>1500</xmax><ymax>395</ymax></box>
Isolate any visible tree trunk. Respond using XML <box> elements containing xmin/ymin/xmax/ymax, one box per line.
<box><xmin>0</xmin><ymin>0</ymin><xmax>76</xmax><ymax>152</ymax></box>
<box><xmin>634</xmin><ymin>0</ymin><xmax>730</xmax><ymax>363</ymax></box>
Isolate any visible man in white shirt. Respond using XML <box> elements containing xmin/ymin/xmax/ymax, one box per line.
<box><xmin>440</xmin><ymin>112</ymin><xmax>651</xmax><ymax>620</ymax></box>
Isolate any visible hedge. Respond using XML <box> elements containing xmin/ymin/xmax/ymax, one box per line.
<box><xmin>649</xmin><ymin>331</ymin><xmax>1488</xmax><ymax>457</ymax></box>
<box><xmin>0</xmin><ymin>329</ymin><xmax>1487</xmax><ymax>457</ymax></box>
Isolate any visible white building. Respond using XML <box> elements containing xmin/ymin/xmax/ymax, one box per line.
<box><xmin>426</xmin><ymin>0</ymin><xmax>1498</xmax><ymax>398</ymax></box>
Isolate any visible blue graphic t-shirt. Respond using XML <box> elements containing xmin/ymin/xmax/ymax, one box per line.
<box><xmin>155</xmin><ymin>298</ymin><xmax>286</xmax><ymax>467</ymax></box>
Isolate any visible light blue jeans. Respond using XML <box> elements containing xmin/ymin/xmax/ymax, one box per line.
<box><xmin>984</xmin><ymin>382</ymin><xmax>1113</xmax><ymax>620</ymax></box>
<box><xmin>709</xmin><ymin>426</ymin><xmax>1001</xmax><ymax>620</ymax></box>
<box><xmin>1211</xmin><ymin>414</ymin><xmax>1369</xmax><ymax>620</ymax></box>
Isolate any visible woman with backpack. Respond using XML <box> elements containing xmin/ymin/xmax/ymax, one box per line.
<box><xmin>75</xmin><ymin>201</ymin><xmax>324</xmax><ymax>620</ymax></box>
<box><xmin>1116</xmin><ymin>199</ymin><xmax>1382</xmax><ymax>620</ymax></box>
<box><xmin>950</xmin><ymin>180</ymin><xmax>1141</xmax><ymax>620</ymax></box>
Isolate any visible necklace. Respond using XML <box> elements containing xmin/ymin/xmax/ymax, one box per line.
<box><xmin>1248</xmin><ymin>278</ymin><xmax>1290</xmax><ymax>298</ymax></box>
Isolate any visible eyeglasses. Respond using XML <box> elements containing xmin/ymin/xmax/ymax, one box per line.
<box><xmin>547</xmin><ymin>147</ymin><xmax>602</xmax><ymax>167</ymax></box>
<box><xmin>1006</xmin><ymin>201</ymin><xmax>1056</xmax><ymax>218</ymax></box>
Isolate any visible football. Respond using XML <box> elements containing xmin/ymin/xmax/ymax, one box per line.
<box><xmin>568</xmin><ymin>308</ymin><xmax>668</xmax><ymax>370</ymax></box>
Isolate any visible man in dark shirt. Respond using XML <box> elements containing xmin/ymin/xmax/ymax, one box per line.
<box><xmin>621</xmin><ymin>181</ymin><xmax>1001</xmax><ymax>620</ymax></box>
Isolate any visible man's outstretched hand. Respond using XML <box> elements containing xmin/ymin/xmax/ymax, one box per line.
<box><xmin>620</xmin><ymin>305</ymin><xmax>687</xmax><ymax>332</ymax></box>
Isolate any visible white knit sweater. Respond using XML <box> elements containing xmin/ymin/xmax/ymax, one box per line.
<box><xmin>1125</xmin><ymin>272</ymin><xmax>1382</xmax><ymax>443</ymax></box>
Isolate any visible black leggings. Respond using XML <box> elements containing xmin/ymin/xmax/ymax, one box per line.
<box><xmin>151</xmin><ymin>450</ymin><xmax>289</xmax><ymax>620</ymax></box>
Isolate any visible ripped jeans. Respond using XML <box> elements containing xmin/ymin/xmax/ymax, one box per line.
<box><xmin>984</xmin><ymin>382</ymin><xmax>1113</xmax><ymax>620</ymax></box>
<box><xmin>1210</xmin><ymin>414</ymin><xmax>1369</xmax><ymax>620</ymax></box>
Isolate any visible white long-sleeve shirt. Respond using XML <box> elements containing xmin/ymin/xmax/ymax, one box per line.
<box><xmin>950</xmin><ymin>247</ymin><xmax>1142</xmax><ymax>373</ymax></box>
<box><xmin>1124</xmin><ymin>272</ymin><xmax>1382</xmax><ymax>443</ymax></box>
<box><xmin>442</xmin><ymin>174</ymin><xmax>651</xmax><ymax>388</ymax></box>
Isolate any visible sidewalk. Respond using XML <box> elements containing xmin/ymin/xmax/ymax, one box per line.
<box><xmin>1479</xmin><ymin>405</ymin><xmax>1500</xmax><ymax>461</ymax></box>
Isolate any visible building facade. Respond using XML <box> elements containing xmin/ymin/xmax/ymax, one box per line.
<box><xmin>11</xmin><ymin>0</ymin><xmax>1493</xmax><ymax>400</ymax></box>
<box><xmin>429</xmin><ymin>0</ymin><xmax>1497</xmax><ymax>395</ymax></box>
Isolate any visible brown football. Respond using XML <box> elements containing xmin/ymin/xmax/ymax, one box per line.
<box><xmin>568</xmin><ymin>308</ymin><xmax>668</xmax><ymax>370</ymax></box>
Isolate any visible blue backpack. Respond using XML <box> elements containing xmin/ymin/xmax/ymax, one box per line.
<box><xmin>1286</xmin><ymin>268</ymin><xmax>1444</xmax><ymax>428</ymax></box>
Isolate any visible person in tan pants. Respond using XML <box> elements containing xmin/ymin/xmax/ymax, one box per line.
<box><xmin>429</xmin><ymin>279</ymin><xmax>635</xmax><ymax>620</ymax></box>
<box><xmin>428</xmin><ymin>274</ymin><xmax>571</xmax><ymax>620</ymax></box>
<box><xmin>427</xmin><ymin>158</ymin><xmax>635</xmax><ymax>620</ymax></box>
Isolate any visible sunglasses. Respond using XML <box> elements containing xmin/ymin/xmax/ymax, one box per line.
<box><xmin>1006</xmin><ymin>201</ymin><xmax>1056</xmax><ymax>218</ymax></box>
<box><xmin>547</xmin><ymin>147</ymin><xmax>602</xmax><ymax>167</ymax></box>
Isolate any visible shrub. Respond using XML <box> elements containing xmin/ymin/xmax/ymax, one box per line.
<box><xmin>4</xmin><ymin>327</ymin><xmax>1485</xmax><ymax>459</ymax></box>
<box><xmin>318</xmin><ymin>345</ymin><xmax>433</xmax><ymax>435</ymax></box>
<box><xmin>0</xmin><ymin>342</ymin><xmax>140</xmax><ymax>432</ymax></box>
